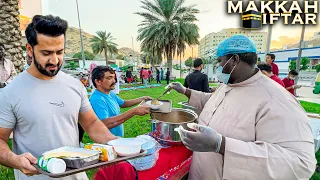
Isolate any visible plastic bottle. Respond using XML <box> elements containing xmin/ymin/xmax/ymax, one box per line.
<box><xmin>38</xmin><ymin>156</ymin><xmax>66</xmax><ymax>174</ymax></box>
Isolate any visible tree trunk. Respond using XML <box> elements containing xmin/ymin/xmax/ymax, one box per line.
<box><xmin>179</xmin><ymin>54</ymin><xmax>182</xmax><ymax>79</ymax></box>
<box><xmin>166</xmin><ymin>49</ymin><xmax>173</xmax><ymax>75</ymax></box>
<box><xmin>104</xmin><ymin>48</ymin><xmax>108</xmax><ymax>65</ymax></box>
<box><xmin>0</xmin><ymin>0</ymin><xmax>24</xmax><ymax>72</ymax></box>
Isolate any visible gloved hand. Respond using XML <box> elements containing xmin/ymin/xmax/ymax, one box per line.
<box><xmin>174</xmin><ymin>123</ymin><xmax>222</xmax><ymax>152</ymax></box>
<box><xmin>169</xmin><ymin>82</ymin><xmax>186</xmax><ymax>94</ymax></box>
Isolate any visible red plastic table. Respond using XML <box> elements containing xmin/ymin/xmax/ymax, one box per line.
<box><xmin>94</xmin><ymin>145</ymin><xmax>192</xmax><ymax>180</ymax></box>
<box><xmin>138</xmin><ymin>145</ymin><xmax>192</xmax><ymax>180</ymax></box>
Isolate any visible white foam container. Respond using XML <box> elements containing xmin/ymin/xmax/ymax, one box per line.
<box><xmin>108</xmin><ymin>138</ymin><xmax>147</xmax><ymax>156</ymax></box>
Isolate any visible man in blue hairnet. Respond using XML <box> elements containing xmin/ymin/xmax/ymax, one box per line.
<box><xmin>169</xmin><ymin>35</ymin><xmax>316</xmax><ymax>179</ymax></box>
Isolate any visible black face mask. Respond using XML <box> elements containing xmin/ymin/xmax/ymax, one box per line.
<box><xmin>33</xmin><ymin>51</ymin><xmax>62</xmax><ymax>77</ymax></box>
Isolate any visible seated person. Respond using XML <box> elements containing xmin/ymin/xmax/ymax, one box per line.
<box><xmin>133</xmin><ymin>75</ymin><xmax>138</xmax><ymax>83</ymax></box>
<box><xmin>257</xmin><ymin>63</ymin><xmax>285</xmax><ymax>87</ymax></box>
<box><xmin>90</xmin><ymin>66</ymin><xmax>151</xmax><ymax>137</ymax></box>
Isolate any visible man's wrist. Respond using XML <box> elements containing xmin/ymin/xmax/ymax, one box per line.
<box><xmin>6</xmin><ymin>152</ymin><xmax>19</xmax><ymax>169</ymax></box>
<box><xmin>129</xmin><ymin>108</ymin><xmax>137</xmax><ymax>116</ymax></box>
<box><xmin>185</xmin><ymin>88</ymin><xmax>191</xmax><ymax>98</ymax></box>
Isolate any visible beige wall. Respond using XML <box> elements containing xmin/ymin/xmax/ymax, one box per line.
<box><xmin>198</xmin><ymin>28</ymin><xmax>267</xmax><ymax>58</ymax></box>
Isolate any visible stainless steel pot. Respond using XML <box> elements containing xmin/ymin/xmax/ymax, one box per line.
<box><xmin>150</xmin><ymin>108</ymin><xmax>198</xmax><ymax>145</ymax></box>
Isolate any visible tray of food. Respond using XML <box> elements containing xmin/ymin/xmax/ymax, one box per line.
<box><xmin>141</xmin><ymin>100</ymin><xmax>172</xmax><ymax>113</ymax></box>
<box><xmin>41</xmin><ymin>146</ymin><xmax>101</xmax><ymax>169</ymax></box>
<box><xmin>35</xmin><ymin>139</ymin><xmax>148</xmax><ymax>178</ymax></box>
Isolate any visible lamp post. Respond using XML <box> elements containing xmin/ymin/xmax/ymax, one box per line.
<box><xmin>266</xmin><ymin>25</ymin><xmax>272</xmax><ymax>55</ymax></box>
<box><xmin>76</xmin><ymin>0</ymin><xmax>86</xmax><ymax>69</ymax></box>
<box><xmin>131</xmin><ymin>37</ymin><xmax>138</xmax><ymax>69</ymax></box>
<box><xmin>295</xmin><ymin>24</ymin><xmax>306</xmax><ymax>95</ymax></box>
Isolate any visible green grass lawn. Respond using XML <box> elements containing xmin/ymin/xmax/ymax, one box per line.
<box><xmin>1</xmin><ymin>84</ymin><xmax>320</xmax><ymax>179</ymax></box>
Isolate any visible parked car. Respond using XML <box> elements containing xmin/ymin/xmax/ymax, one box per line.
<box><xmin>313</xmin><ymin>72</ymin><xmax>320</xmax><ymax>94</ymax></box>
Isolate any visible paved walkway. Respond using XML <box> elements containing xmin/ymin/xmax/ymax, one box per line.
<box><xmin>297</xmin><ymin>87</ymin><xmax>320</xmax><ymax>104</ymax></box>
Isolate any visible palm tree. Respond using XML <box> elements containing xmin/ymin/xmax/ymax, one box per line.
<box><xmin>177</xmin><ymin>22</ymin><xmax>199</xmax><ymax>78</ymax></box>
<box><xmin>136</xmin><ymin>0</ymin><xmax>200</xmax><ymax>72</ymax></box>
<box><xmin>142</xmin><ymin>48</ymin><xmax>162</xmax><ymax>67</ymax></box>
<box><xmin>90</xmin><ymin>31</ymin><xmax>118</xmax><ymax>65</ymax></box>
<box><xmin>0</xmin><ymin>0</ymin><xmax>24</xmax><ymax>72</ymax></box>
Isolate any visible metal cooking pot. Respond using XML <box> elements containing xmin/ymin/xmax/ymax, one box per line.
<box><xmin>149</xmin><ymin>108</ymin><xmax>198</xmax><ymax>145</ymax></box>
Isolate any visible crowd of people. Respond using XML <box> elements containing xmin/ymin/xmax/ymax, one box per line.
<box><xmin>0</xmin><ymin>14</ymin><xmax>317</xmax><ymax>180</ymax></box>
<box><xmin>257</xmin><ymin>54</ymin><xmax>301</xmax><ymax>96</ymax></box>
<box><xmin>139</xmin><ymin>67</ymin><xmax>171</xmax><ymax>86</ymax></box>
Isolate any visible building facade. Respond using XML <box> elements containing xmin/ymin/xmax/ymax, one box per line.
<box><xmin>198</xmin><ymin>28</ymin><xmax>267</xmax><ymax>58</ymax></box>
<box><xmin>258</xmin><ymin>46</ymin><xmax>320</xmax><ymax>76</ymax></box>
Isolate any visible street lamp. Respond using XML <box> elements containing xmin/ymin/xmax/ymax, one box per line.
<box><xmin>266</xmin><ymin>25</ymin><xmax>273</xmax><ymax>55</ymax></box>
<box><xmin>131</xmin><ymin>37</ymin><xmax>138</xmax><ymax>69</ymax></box>
<box><xmin>76</xmin><ymin>0</ymin><xmax>86</xmax><ymax>69</ymax></box>
<box><xmin>295</xmin><ymin>24</ymin><xmax>306</xmax><ymax>95</ymax></box>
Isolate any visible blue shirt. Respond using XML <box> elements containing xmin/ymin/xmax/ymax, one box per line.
<box><xmin>89</xmin><ymin>90</ymin><xmax>125</xmax><ymax>137</ymax></box>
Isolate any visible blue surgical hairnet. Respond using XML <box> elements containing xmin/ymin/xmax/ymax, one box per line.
<box><xmin>216</xmin><ymin>35</ymin><xmax>257</xmax><ymax>58</ymax></box>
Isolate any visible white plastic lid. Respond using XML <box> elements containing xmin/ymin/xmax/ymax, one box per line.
<box><xmin>47</xmin><ymin>158</ymin><xmax>66</xmax><ymax>174</ymax></box>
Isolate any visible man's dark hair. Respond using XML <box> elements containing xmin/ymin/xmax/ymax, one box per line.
<box><xmin>91</xmin><ymin>66</ymin><xmax>116</xmax><ymax>88</ymax></box>
<box><xmin>289</xmin><ymin>70</ymin><xmax>299</xmax><ymax>76</ymax></box>
<box><xmin>25</xmin><ymin>15</ymin><xmax>68</xmax><ymax>47</ymax></box>
<box><xmin>267</xmin><ymin>53</ymin><xmax>276</xmax><ymax>60</ymax></box>
<box><xmin>167</xmin><ymin>68</ymin><xmax>169</xmax><ymax>70</ymax></box>
<box><xmin>226</xmin><ymin>52</ymin><xmax>257</xmax><ymax>66</ymax></box>
<box><xmin>193</xmin><ymin>58</ymin><xmax>203</xmax><ymax>68</ymax></box>
<box><xmin>128</xmin><ymin>67</ymin><xmax>131</xmax><ymax>69</ymax></box>
<box><xmin>257</xmin><ymin>63</ymin><xmax>272</xmax><ymax>73</ymax></box>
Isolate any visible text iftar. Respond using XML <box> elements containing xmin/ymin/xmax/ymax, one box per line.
<box><xmin>228</xmin><ymin>1</ymin><xmax>318</xmax><ymax>25</ymax></box>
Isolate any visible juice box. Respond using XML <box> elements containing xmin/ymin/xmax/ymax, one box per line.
<box><xmin>84</xmin><ymin>143</ymin><xmax>116</xmax><ymax>161</ymax></box>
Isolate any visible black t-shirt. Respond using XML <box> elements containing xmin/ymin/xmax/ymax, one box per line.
<box><xmin>184</xmin><ymin>70</ymin><xmax>209</xmax><ymax>92</ymax></box>
<box><xmin>126</xmin><ymin>70</ymin><xmax>132</xmax><ymax>78</ymax></box>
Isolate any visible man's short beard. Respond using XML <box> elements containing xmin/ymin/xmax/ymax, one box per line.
<box><xmin>33</xmin><ymin>51</ymin><xmax>62</xmax><ymax>77</ymax></box>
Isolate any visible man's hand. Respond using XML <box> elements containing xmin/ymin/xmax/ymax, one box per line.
<box><xmin>133</xmin><ymin>105</ymin><xmax>151</xmax><ymax>116</ymax></box>
<box><xmin>175</xmin><ymin>123</ymin><xmax>222</xmax><ymax>153</ymax></box>
<box><xmin>11</xmin><ymin>153</ymin><xmax>39</xmax><ymax>176</ymax></box>
<box><xmin>294</xmin><ymin>85</ymin><xmax>302</xmax><ymax>89</ymax></box>
<box><xmin>169</xmin><ymin>82</ymin><xmax>186</xmax><ymax>94</ymax></box>
<box><xmin>140</xmin><ymin>96</ymin><xmax>152</xmax><ymax>102</ymax></box>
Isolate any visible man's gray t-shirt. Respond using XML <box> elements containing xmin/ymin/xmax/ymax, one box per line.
<box><xmin>0</xmin><ymin>71</ymin><xmax>91</xmax><ymax>180</ymax></box>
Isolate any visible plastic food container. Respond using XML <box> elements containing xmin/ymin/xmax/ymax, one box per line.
<box><xmin>108</xmin><ymin>138</ymin><xmax>146</xmax><ymax>156</ymax></box>
<box><xmin>42</xmin><ymin>146</ymin><xmax>101</xmax><ymax>169</ymax></box>
<box><xmin>84</xmin><ymin>143</ymin><xmax>117</xmax><ymax>161</ymax></box>
<box><xmin>127</xmin><ymin>135</ymin><xmax>161</xmax><ymax>171</ymax></box>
